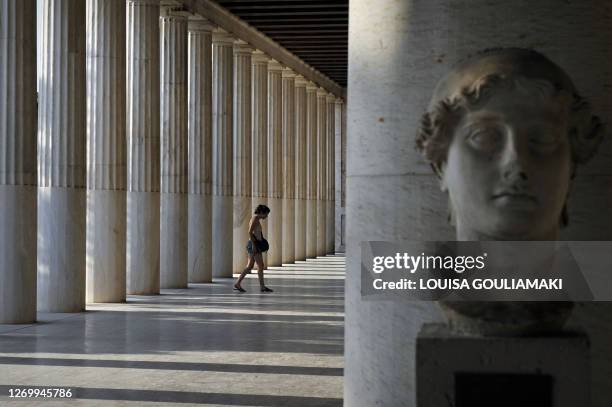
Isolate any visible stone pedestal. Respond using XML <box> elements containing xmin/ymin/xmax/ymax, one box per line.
<box><xmin>417</xmin><ymin>324</ymin><xmax>589</xmax><ymax>407</ymax></box>
<box><xmin>294</xmin><ymin>76</ymin><xmax>308</xmax><ymax>261</ymax></box>
<box><xmin>37</xmin><ymin>0</ymin><xmax>86</xmax><ymax>312</ymax></box>
<box><xmin>126</xmin><ymin>0</ymin><xmax>160</xmax><ymax>295</ymax></box>
<box><xmin>211</xmin><ymin>29</ymin><xmax>234</xmax><ymax>278</ymax></box>
<box><xmin>281</xmin><ymin>68</ymin><xmax>296</xmax><ymax>264</ymax></box>
<box><xmin>86</xmin><ymin>0</ymin><xmax>126</xmax><ymax>304</ymax></box>
<box><xmin>188</xmin><ymin>19</ymin><xmax>215</xmax><ymax>283</ymax></box>
<box><xmin>305</xmin><ymin>82</ymin><xmax>318</xmax><ymax>258</ymax></box>
<box><xmin>160</xmin><ymin>7</ymin><xmax>188</xmax><ymax>289</ymax></box>
<box><xmin>233</xmin><ymin>41</ymin><xmax>254</xmax><ymax>273</ymax></box>
<box><xmin>267</xmin><ymin>60</ymin><xmax>284</xmax><ymax>266</ymax></box>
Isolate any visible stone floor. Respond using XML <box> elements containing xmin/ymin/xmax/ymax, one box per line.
<box><xmin>0</xmin><ymin>255</ymin><xmax>345</xmax><ymax>406</ymax></box>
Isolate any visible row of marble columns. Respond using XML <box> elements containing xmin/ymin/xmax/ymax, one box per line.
<box><xmin>0</xmin><ymin>0</ymin><xmax>343</xmax><ymax>323</ymax></box>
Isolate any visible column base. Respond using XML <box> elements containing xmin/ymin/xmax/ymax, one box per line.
<box><xmin>0</xmin><ymin>185</ymin><xmax>37</xmax><ymax>323</ymax></box>
<box><xmin>316</xmin><ymin>200</ymin><xmax>326</xmax><ymax>256</ymax></box>
<box><xmin>281</xmin><ymin>197</ymin><xmax>295</xmax><ymax>263</ymax></box>
<box><xmin>86</xmin><ymin>189</ymin><xmax>126</xmax><ymax>304</ymax></box>
<box><xmin>38</xmin><ymin>186</ymin><xmax>86</xmax><ymax>312</ymax></box>
<box><xmin>295</xmin><ymin>198</ymin><xmax>307</xmax><ymax>260</ymax></box>
<box><xmin>160</xmin><ymin>192</ymin><xmax>188</xmax><ymax>289</ymax></box>
<box><xmin>127</xmin><ymin>190</ymin><xmax>160</xmax><ymax>295</ymax></box>
<box><xmin>267</xmin><ymin>196</ymin><xmax>283</xmax><ymax>266</ymax></box>
<box><xmin>306</xmin><ymin>199</ymin><xmax>317</xmax><ymax>258</ymax></box>
<box><xmin>233</xmin><ymin>195</ymin><xmax>251</xmax><ymax>274</ymax></box>
<box><xmin>326</xmin><ymin>200</ymin><xmax>335</xmax><ymax>254</ymax></box>
<box><xmin>212</xmin><ymin>194</ymin><xmax>233</xmax><ymax>278</ymax></box>
<box><xmin>188</xmin><ymin>193</ymin><xmax>212</xmax><ymax>283</ymax></box>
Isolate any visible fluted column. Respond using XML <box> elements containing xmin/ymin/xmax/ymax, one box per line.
<box><xmin>294</xmin><ymin>76</ymin><xmax>308</xmax><ymax>261</ymax></box>
<box><xmin>267</xmin><ymin>60</ymin><xmax>283</xmax><ymax>266</ymax></box>
<box><xmin>86</xmin><ymin>0</ymin><xmax>126</xmax><ymax>303</ymax></box>
<box><xmin>160</xmin><ymin>7</ymin><xmax>188</xmax><ymax>288</ymax></box>
<box><xmin>212</xmin><ymin>29</ymin><xmax>234</xmax><ymax>278</ymax></box>
<box><xmin>232</xmin><ymin>41</ymin><xmax>254</xmax><ymax>273</ymax></box>
<box><xmin>316</xmin><ymin>88</ymin><xmax>328</xmax><ymax>256</ymax></box>
<box><xmin>326</xmin><ymin>94</ymin><xmax>336</xmax><ymax>254</ymax></box>
<box><xmin>305</xmin><ymin>82</ymin><xmax>318</xmax><ymax>258</ymax></box>
<box><xmin>0</xmin><ymin>0</ymin><xmax>37</xmax><ymax>323</ymax></box>
<box><xmin>335</xmin><ymin>98</ymin><xmax>345</xmax><ymax>252</ymax></box>
<box><xmin>37</xmin><ymin>0</ymin><xmax>86</xmax><ymax>313</ymax></box>
<box><xmin>126</xmin><ymin>0</ymin><xmax>160</xmax><ymax>295</ymax></box>
<box><xmin>188</xmin><ymin>18</ymin><xmax>215</xmax><ymax>283</ymax></box>
<box><xmin>250</xmin><ymin>50</ymin><xmax>269</xmax><ymax>256</ymax></box>
<box><xmin>281</xmin><ymin>68</ymin><xmax>296</xmax><ymax>263</ymax></box>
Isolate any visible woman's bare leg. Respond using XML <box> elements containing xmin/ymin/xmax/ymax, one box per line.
<box><xmin>235</xmin><ymin>255</ymin><xmax>255</xmax><ymax>288</ymax></box>
<box><xmin>254</xmin><ymin>254</ymin><xmax>272</xmax><ymax>291</ymax></box>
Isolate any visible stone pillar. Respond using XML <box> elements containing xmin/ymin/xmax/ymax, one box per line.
<box><xmin>326</xmin><ymin>94</ymin><xmax>336</xmax><ymax>255</ymax></box>
<box><xmin>305</xmin><ymin>82</ymin><xmax>318</xmax><ymax>258</ymax></box>
<box><xmin>250</xmin><ymin>50</ymin><xmax>268</xmax><ymax>249</ymax></box>
<box><xmin>160</xmin><ymin>7</ymin><xmax>188</xmax><ymax>289</ymax></box>
<box><xmin>345</xmin><ymin>1</ymin><xmax>612</xmax><ymax>406</ymax></box>
<box><xmin>334</xmin><ymin>99</ymin><xmax>345</xmax><ymax>253</ymax></box>
<box><xmin>126</xmin><ymin>0</ymin><xmax>160</xmax><ymax>295</ymax></box>
<box><xmin>232</xmin><ymin>41</ymin><xmax>254</xmax><ymax>274</ymax></box>
<box><xmin>211</xmin><ymin>29</ymin><xmax>234</xmax><ymax>278</ymax></box>
<box><xmin>294</xmin><ymin>75</ymin><xmax>308</xmax><ymax>261</ymax></box>
<box><xmin>281</xmin><ymin>68</ymin><xmax>296</xmax><ymax>264</ymax></box>
<box><xmin>188</xmin><ymin>19</ymin><xmax>215</xmax><ymax>283</ymax></box>
<box><xmin>37</xmin><ymin>0</ymin><xmax>86</xmax><ymax>312</ymax></box>
<box><xmin>0</xmin><ymin>0</ymin><xmax>37</xmax><ymax>323</ymax></box>
<box><xmin>86</xmin><ymin>0</ymin><xmax>126</xmax><ymax>303</ymax></box>
<box><xmin>267</xmin><ymin>60</ymin><xmax>284</xmax><ymax>266</ymax></box>
<box><xmin>315</xmin><ymin>88</ymin><xmax>328</xmax><ymax>257</ymax></box>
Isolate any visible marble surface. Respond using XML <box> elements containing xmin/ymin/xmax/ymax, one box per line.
<box><xmin>0</xmin><ymin>255</ymin><xmax>345</xmax><ymax>406</ymax></box>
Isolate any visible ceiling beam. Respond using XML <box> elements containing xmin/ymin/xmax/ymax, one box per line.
<box><xmin>180</xmin><ymin>0</ymin><xmax>345</xmax><ymax>98</ymax></box>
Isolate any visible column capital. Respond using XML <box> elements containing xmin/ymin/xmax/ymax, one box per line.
<box><xmin>282</xmin><ymin>67</ymin><xmax>296</xmax><ymax>78</ymax></box>
<box><xmin>335</xmin><ymin>97</ymin><xmax>344</xmax><ymax>105</ymax></box>
<box><xmin>188</xmin><ymin>17</ymin><xmax>215</xmax><ymax>33</ymax></box>
<box><xmin>268</xmin><ymin>59</ymin><xmax>284</xmax><ymax>72</ymax></box>
<box><xmin>251</xmin><ymin>49</ymin><xmax>270</xmax><ymax>64</ymax></box>
<box><xmin>129</xmin><ymin>0</ymin><xmax>161</xmax><ymax>5</ymax></box>
<box><xmin>233</xmin><ymin>39</ymin><xmax>255</xmax><ymax>55</ymax></box>
<box><xmin>160</xmin><ymin>3</ymin><xmax>190</xmax><ymax>18</ymax></box>
<box><xmin>295</xmin><ymin>75</ymin><xmax>308</xmax><ymax>87</ymax></box>
<box><xmin>212</xmin><ymin>28</ymin><xmax>234</xmax><ymax>44</ymax></box>
<box><xmin>316</xmin><ymin>87</ymin><xmax>328</xmax><ymax>98</ymax></box>
<box><xmin>326</xmin><ymin>93</ymin><xmax>336</xmax><ymax>103</ymax></box>
<box><xmin>305</xmin><ymin>81</ymin><xmax>318</xmax><ymax>92</ymax></box>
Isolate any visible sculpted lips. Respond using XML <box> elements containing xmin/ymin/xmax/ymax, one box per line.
<box><xmin>491</xmin><ymin>190</ymin><xmax>537</xmax><ymax>209</ymax></box>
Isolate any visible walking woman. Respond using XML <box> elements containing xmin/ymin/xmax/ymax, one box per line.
<box><xmin>233</xmin><ymin>204</ymin><xmax>274</xmax><ymax>293</ymax></box>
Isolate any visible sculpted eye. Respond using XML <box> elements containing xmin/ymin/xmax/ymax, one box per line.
<box><xmin>529</xmin><ymin>130</ymin><xmax>561</xmax><ymax>153</ymax></box>
<box><xmin>466</xmin><ymin>127</ymin><xmax>503</xmax><ymax>151</ymax></box>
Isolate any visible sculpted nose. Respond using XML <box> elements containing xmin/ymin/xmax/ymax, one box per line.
<box><xmin>501</xmin><ymin>131</ymin><xmax>529</xmax><ymax>183</ymax></box>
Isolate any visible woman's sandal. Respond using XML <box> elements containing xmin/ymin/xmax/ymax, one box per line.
<box><xmin>260</xmin><ymin>286</ymin><xmax>274</xmax><ymax>293</ymax></box>
<box><xmin>233</xmin><ymin>285</ymin><xmax>246</xmax><ymax>293</ymax></box>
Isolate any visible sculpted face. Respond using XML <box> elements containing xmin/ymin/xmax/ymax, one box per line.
<box><xmin>442</xmin><ymin>83</ymin><xmax>572</xmax><ymax>240</ymax></box>
<box><xmin>416</xmin><ymin>48</ymin><xmax>603</xmax><ymax>241</ymax></box>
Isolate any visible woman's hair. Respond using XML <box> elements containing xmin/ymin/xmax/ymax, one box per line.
<box><xmin>254</xmin><ymin>204</ymin><xmax>271</xmax><ymax>215</ymax></box>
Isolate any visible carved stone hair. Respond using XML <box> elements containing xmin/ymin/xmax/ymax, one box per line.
<box><xmin>416</xmin><ymin>48</ymin><xmax>604</xmax><ymax>177</ymax></box>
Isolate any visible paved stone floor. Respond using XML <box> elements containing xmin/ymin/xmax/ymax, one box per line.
<box><xmin>0</xmin><ymin>255</ymin><xmax>345</xmax><ymax>407</ymax></box>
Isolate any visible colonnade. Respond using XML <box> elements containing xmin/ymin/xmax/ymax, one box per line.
<box><xmin>0</xmin><ymin>0</ymin><xmax>344</xmax><ymax>324</ymax></box>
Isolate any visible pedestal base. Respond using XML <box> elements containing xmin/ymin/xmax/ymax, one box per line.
<box><xmin>416</xmin><ymin>323</ymin><xmax>589</xmax><ymax>407</ymax></box>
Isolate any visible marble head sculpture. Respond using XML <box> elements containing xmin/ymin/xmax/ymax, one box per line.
<box><xmin>416</xmin><ymin>48</ymin><xmax>604</xmax><ymax>241</ymax></box>
<box><xmin>415</xmin><ymin>48</ymin><xmax>605</xmax><ymax>335</ymax></box>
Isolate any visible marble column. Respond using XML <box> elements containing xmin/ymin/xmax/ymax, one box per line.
<box><xmin>281</xmin><ymin>68</ymin><xmax>296</xmax><ymax>264</ymax></box>
<box><xmin>334</xmin><ymin>99</ymin><xmax>345</xmax><ymax>252</ymax></box>
<box><xmin>250</xmin><ymin>50</ymin><xmax>268</xmax><ymax>251</ymax></box>
<box><xmin>188</xmin><ymin>19</ymin><xmax>215</xmax><ymax>283</ymax></box>
<box><xmin>126</xmin><ymin>0</ymin><xmax>160</xmax><ymax>295</ymax></box>
<box><xmin>305</xmin><ymin>82</ymin><xmax>318</xmax><ymax>258</ymax></box>
<box><xmin>345</xmin><ymin>1</ymin><xmax>612</xmax><ymax>406</ymax></box>
<box><xmin>267</xmin><ymin>60</ymin><xmax>284</xmax><ymax>266</ymax></box>
<box><xmin>0</xmin><ymin>0</ymin><xmax>37</xmax><ymax>323</ymax></box>
<box><xmin>211</xmin><ymin>29</ymin><xmax>234</xmax><ymax>278</ymax></box>
<box><xmin>37</xmin><ymin>0</ymin><xmax>86</xmax><ymax>312</ymax></box>
<box><xmin>232</xmin><ymin>41</ymin><xmax>254</xmax><ymax>274</ymax></box>
<box><xmin>294</xmin><ymin>75</ymin><xmax>308</xmax><ymax>261</ymax></box>
<box><xmin>315</xmin><ymin>88</ymin><xmax>328</xmax><ymax>257</ymax></box>
<box><xmin>160</xmin><ymin>7</ymin><xmax>188</xmax><ymax>289</ymax></box>
<box><xmin>326</xmin><ymin>94</ymin><xmax>336</xmax><ymax>254</ymax></box>
<box><xmin>86</xmin><ymin>0</ymin><xmax>126</xmax><ymax>303</ymax></box>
